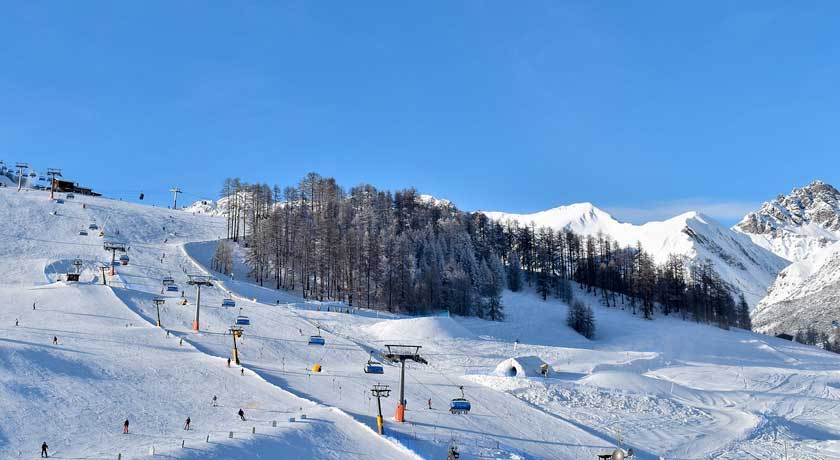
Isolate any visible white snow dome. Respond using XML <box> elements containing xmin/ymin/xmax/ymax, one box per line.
<box><xmin>494</xmin><ymin>356</ymin><xmax>551</xmax><ymax>378</ymax></box>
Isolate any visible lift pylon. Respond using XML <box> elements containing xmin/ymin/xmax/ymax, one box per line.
<box><xmin>382</xmin><ymin>345</ymin><xmax>428</xmax><ymax>422</ymax></box>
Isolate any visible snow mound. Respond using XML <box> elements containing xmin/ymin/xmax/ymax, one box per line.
<box><xmin>365</xmin><ymin>316</ymin><xmax>476</xmax><ymax>341</ymax></box>
<box><xmin>494</xmin><ymin>356</ymin><xmax>550</xmax><ymax>377</ymax></box>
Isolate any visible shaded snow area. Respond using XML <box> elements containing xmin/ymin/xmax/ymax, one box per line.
<box><xmin>3</xmin><ymin>187</ymin><xmax>840</xmax><ymax>460</ymax></box>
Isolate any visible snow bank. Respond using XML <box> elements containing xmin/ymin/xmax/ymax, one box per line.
<box><xmin>494</xmin><ymin>355</ymin><xmax>550</xmax><ymax>377</ymax></box>
<box><xmin>365</xmin><ymin>316</ymin><xmax>476</xmax><ymax>341</ymax></box>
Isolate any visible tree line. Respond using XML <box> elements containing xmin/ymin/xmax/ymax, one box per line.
<box><xmin>219</xmin><ymin>173</ymin><xmax>751</xmax><ymax>331</ymax></box>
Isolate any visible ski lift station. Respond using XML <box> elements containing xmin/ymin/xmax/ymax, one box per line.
<box><xmin>494</xmin><ymin>356</ymin><xmax>552</xmax><ymax>378</ymax></box>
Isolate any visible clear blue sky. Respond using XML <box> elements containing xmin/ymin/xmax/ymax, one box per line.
<box><xmin>2</xmin><ymin>2</ymin><xmax>838</xmax><ymax>224</ymax></box>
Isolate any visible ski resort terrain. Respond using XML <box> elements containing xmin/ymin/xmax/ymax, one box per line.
<box><xmin>2</xmin><ymin>186</ymin><xmax>840</xmax><ymax>459</ymax></box>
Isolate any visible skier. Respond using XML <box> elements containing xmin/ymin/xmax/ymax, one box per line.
<box><xmin>227</xmin><ymin>358</ymin><xmax>231</xmax><ymax>368</ymax></box>
<box><xmin>211</xmin><ymin>395</ymin><xmax>218</xmax><ymax>407</ymax></box>
<box><xmin>238</xmin><ymin>408</ymin><xmax>246</xmax><ymax>421</ymax></box>
<box><xmin>122</xmin><ymin>419</ymin><xmax>130</xmax><ymax>434</ymax></box>
<box><xmin>428</xmin><ymin>398</ymin><xmax>432</xmax><ymax>410</ymax></box>
<box><xmin>447</xmin><ymin>445</ymin><xmax>460</xmax><ymax>460</ymax></box>
<box><xmin>240</xmin><ymin>368</ymin><xmax>245</xmax><ymax>376</ymax></box>
<box><xmin>184</xmin><ymin>417</ymin><xmax>191</xmax><ymax>430</ymax></box>
<box><xmin>298</xmin><ymin>328</ymin><xmax>302</xmax><ymax>336</ymax></box>
<box><xmin>40</xmin><ymin>441</ymin><xmax>48</xmax><ymax>458</ymax></box>
<box><xmin>52</xmin><ymin>336</ymin><xmax>58</xmax><ymax>345</ymax></box>
<box><xmin>33</xmin><ymin>301</ymin><xmax>36</xmax><ymax>310</ymax></box>
<box><xmin>15</xmin><ymin>318</ymin><xmax>18</xmax><ymax>327</ymax></box>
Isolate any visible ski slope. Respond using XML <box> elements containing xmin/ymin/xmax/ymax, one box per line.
<box><xmin>3</xmin><ymin>186</ymin><xmax>840</xmax><ymax>460</ymax></box>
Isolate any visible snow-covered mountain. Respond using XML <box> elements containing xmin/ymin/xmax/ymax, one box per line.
<box><xmin>482</xmin><ymin>203</ymin><xmax>788</xmax><ymax>306</ymax></box>
<box><xmin>737</xmin><ymin>180</ymin><xmax>840</xmax><ymax>335</ymax></box>
<box><xmin>734</xmin><ymin>180</ymin><xmax>840</xmax><ymax>263</ymax></box>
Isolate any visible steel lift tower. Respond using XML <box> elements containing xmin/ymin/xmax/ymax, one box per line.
<box><xmin>382</xmin><ymin>344</ymin><xmax>428</xmax><ymax>422</ymax></box>
<box><xmin>186</xmin><ymin>274</ymin><xmax>213</xmax><ymax>331</ymax></box>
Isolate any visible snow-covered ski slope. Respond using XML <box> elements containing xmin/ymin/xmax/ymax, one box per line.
<box><xmin>0</xmin><ymin>188</ymin><xmax>418</xmax><ymax>460</ymax></box>
<box><xmin>3</xmin><ymin>187</ymin><xmax>840</xmax><ymax>460</ymax></box>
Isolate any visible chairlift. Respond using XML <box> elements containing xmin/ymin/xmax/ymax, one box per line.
<box><xmin>166</xmin><ymin>284</ymin><xmax>180</xmax><ymax>292</ymax></box>
<box><xmin>98</xmin><ymin>231</ymin><xmax>104</xmax><ymax>237</ymax></box>
<box><xmin>235</xmin><ymin>315</ymin><xmax>250</xmax><ymax>326</ymax></box>
<box><xmin>222</xmin><ymin>298</ymin><xmax>236</xmax><ymax>308</ymax></box>
<box><xmin>39</xmin><ymin>176</ymin><xmax>46</xmax><ymax>181</ymax></box>
<box><xmin>66</xmin><ymin>193</ymin><xmax>75</xmax><ymax>199</ymax></box>
<box><xmin>111</xmin><ymin>261</ymin><xmax>121</xmax><ymax>267</ymax></box>
<box><xmin>119</xmin><ymin>254</ymin><xmax>130</xmax><ymax>266</ymax></box>
<box><xmin>364</xmin><ymin>352</ymin><xmax>384</xmax><ymax>374</ymax></box>
<box><xmin>79</xmin><ymin>230</ymin><xmax>88</xmax><ymax>236</ymax></box>
<box><xmin>450</xmin><ymin>386</ymin><xmax>471</xmax><ymax>414</ymax></box>
<box><xmin>55</xmin><ymin>198</ymin><xmax>65</xmax><ymax>204</ymax></box>
<box><xmin>162</xmin><ymin>276</ymin><xmax>175</xmax><ymax>285</ymax></box>
<box><xmin>89</xmin><ymin>223</ymin><xmax>99</xmax><ymax>230</ymax></box>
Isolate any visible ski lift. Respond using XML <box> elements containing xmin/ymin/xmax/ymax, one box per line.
<box><xmin>89</xmin><ymin>223</ymin><xmax>99</xmax><ymax>230</ymax></box>
<box><xmin>119</xmin><ymin>254</ymin><xmax>130</xmax><ymax>266</ymax></box>
<box><xmin>98</xmin><ymin>231</ymin><xmax>104</xmax><ymax>237</ymax></box>
<box><xmin>308</xmin><ymin>326</ymin><xmax>325</xmax><ymax>345</ymax></box>
<box><xmin>66</xmin><ymin>193</ymin><xmax>75</xmax><ymax>199</ymax></box>
<box><xmin>79</xmin><ymin>230</ymin><xmax>88</xmax><ymax>236</ymax></box>
<box><xmin>162</xmin><ymin>276</ymin><xmax>175</xmax><ymax>285</ymax></box>
<box><xmin>139</xmin><ymin>192</ymin><xmax>144</xmax><ymax>200</ymax></box>
<box><xmin>55</xmin><ymin>198</ymin><xmax>64</xmax><ymax>204</ymax></box>
<box><xmin>222</xmin><ymin>298</ymin><xmax>236</xmax><ymax>308</ymax></box>
<box><xmin>235</xmin><ymin>315</ymin><xmax>250</xmax><ymax>326</ymax></box>
<box><xmin>364</xmin><ymin>352</ymin><xmax>384</xmax><ymax>374</ymax></box>
<box><xmin>166</xmin><ymin>284</ymin><xmax>180</xmax><ymax>292</ymax></box>
<box><xmin>111</xmin><ymin>260</ymin><xmax>120</xmax><ymax>267</ymax></box>
<box><xmin>449</xmin><ymin>386</ymin><xmax>471</xmax><ymax>414</ymax></box>
<box><xmin>39</xmin><ymin>176</ymin><xmax>46</xmax><ymax>181</ymax></box>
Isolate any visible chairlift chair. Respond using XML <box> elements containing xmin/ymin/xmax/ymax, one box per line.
<box><xmin>55</xmin><ymin>199</ymin><xmax>64</xmax><ymax>204</ymax></box>
<box><xmin>89</xmin><ymin>223</ymin><xmax>99</xmax><ymax>230</ymax></box>
<box><xmin>166</xmin><ymin>284</ymin><xmax>180</xmax><ymax>292</ymax></box>
<box><xmin>235</xmin><ymin>315</ymin><xmax>250</xmax><ymax>326</ymax></box>
<box><xmin>364</xmin><ymin>352</ymin><xmax>384</xmax><ymax>374</ymax></box>
<box><xmin>222</xmin><ymin>298</ymin><xmax>236</xmax><ymax>308</ymax></box>
<box><xmin>450</xmin><ymin>386</ymin><xmax>471</xmax><ymax>414</ymax></box>
<box><xmin>79</xmin><ymin>230</ymin><xmax>88</xmax><ymax>236</ymax></box>
<box><xmin>119</xmin><ymin>255</ymin><xmax>130</xmax><ymax>266</ymax></box>
<box><xmin>162</xmin><ymin>276</ymin><xmax>175</xmax><ymax>285</ymax></box>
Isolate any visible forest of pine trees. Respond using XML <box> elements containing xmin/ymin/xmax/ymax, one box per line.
<box><xmin>220</xmin><ymin>173</ymin><xmax>749</xmax><ymax>330</ymax></box>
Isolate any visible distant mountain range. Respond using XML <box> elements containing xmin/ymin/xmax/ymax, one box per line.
<box><xmin>481</xmin><ymin>203</ymin><xmax>787</xmax><ymax>307</ymax></box>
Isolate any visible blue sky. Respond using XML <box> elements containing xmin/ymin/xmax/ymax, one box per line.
<box><xmin>1</xmin><ymin>2</ymin><xmax>838</xmax><ymax>224</ymax></box>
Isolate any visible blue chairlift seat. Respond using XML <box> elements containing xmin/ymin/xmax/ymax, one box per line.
<box><xmin>89</xmin><ymin>224</ymin><xmax>98</xmax><ymax>230</ymax></box>
<box><xmin>79</xmin><ymin>230</ymin><xmax>88</xmax><ymax>236</ymax></box>
<box><xmin>222</xmin><ymin>299</ymin><xmax>236</xmax><ymax>307</ymax></box>
<box><xmin>450</xmin><ymin>398</ymin><xmax>471</xmax><ymax>414</ymax></box>
<box><xmin>308</xmin><ymin>335</ymin><xmax>325</xmax><ymax>346</ymax></box>
<box><xmin>119</xmin><ymin>255</ymin><xmax>130</xmax><ymax>265</ymax></box>
<box><xmin>162</xmin><ymin>276</ymin><xmax>175</xmax><ymax>285</ymax></box>
<box><xmin>111</xmin><ymin>261</ymin><xmax>121</xmax><ymax>267</ymax></box>
<box><xmin>364</xmin><ymin>361</ymin><xmax>384</xmax><ymax>374</ymax></box>
<box><xmin>166</xmin><ymin>284</ymin><xmax>180</xmax><ymax>292</ymax></box>
<box><xmin>235</xmin><ymin>315</ymin><xmax>250</xmax><ymax>326</ymax></box>
<box><xmin>55</xmin><ymin>199</ymin><xmax>64</xmax><ymax>204</ymax></box>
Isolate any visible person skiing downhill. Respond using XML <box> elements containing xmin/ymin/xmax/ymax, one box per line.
<box><xmin>211</xmin><ymin>395</ymin><xmax>218</xmax><ymax>407</ymax></box>
<box><xmin>238</xmin><ymin>408</ymin><xmax>245</xmax><ymax>421</ymax></box>
<box><xmin>447</xmin><ymin>445</ymin><xmax>460</xmax><ymax>460</ymax></box>
<box><xmin>40</xmin><ymin>441</ymin><xmax>48</xmax><ymax>458</ymax></box>
<box><xmin>122</xmin><ymin>419</ymin><xmax>129</xmax><ymax>434</ymax></box>
<box><xmin>184</xmin><ymin>417</ymin><xmax>191</xmax><ymax>430</ymax></box>
<box><xmin>52</xmin><ymin>336</ymin><xmax>58</xmax><ymax>345</ymax></box>
<box><xmin>428</xmin><ymin>398</ymin><xmax>432</xmax><ymax>410</ymax></box>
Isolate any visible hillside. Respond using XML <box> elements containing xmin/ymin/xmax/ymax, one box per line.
<box><xmin>482</xmin><ymin>203</ymin><xmax>787</xmax><ymax>306</ymax></box>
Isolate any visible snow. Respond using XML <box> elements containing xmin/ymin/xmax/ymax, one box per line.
<box><xmin>483</xmin><ymin>203</ymin><xmax>787</xmax><ymax>306</ymax></box>
<box><xmin>494</xmin><ymin>356</ymin><xmax>550</xmax><ymax>378</ymax></box>
<box><xmin>3</xmin><ymin>185</ymin><xmax>840</xmax><ymax>460</ymax></box>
